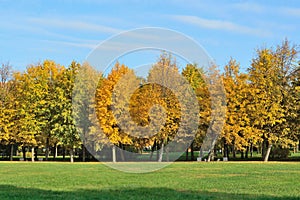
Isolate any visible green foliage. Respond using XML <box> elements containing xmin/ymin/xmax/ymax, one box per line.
<box><xmin>182</xmin><ymin>64</ymin><xmax>209</xmax><ymax>147</ymax></box>
<box><xmin>73</xmin><ymin>62</ymin><xmax>105</xmax><ymax>152</ymax></box>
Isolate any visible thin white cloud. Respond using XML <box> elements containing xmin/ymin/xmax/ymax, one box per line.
<box><xmin>28</xmin><ymin>18</ymin><xmax>122</xmax><ymax>34</ymax></box>
<box><xmin>41</xmin><ymin>39</ymin><xmax>98</xmax><ymax>49</ymax></box>
<box><xmin>1</xmin><ymin>20</ymin><xmax>102</xmax><ymax>48</ymax></box>
<box><xmin>280</xmin><ymin>7</ymin><xmax>300</xmax><ymax>18</ymax></box>
<box><xmin>170</xmin><ymin>15</ymin><xmax>271</xmax><ymax>37</ymax></box>
<box><xmin>232</xmin><ymin>2</ymin><xmax>265</xmax><ymax>13</ymax></box>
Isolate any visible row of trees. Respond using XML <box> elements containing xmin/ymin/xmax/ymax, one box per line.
<box><xmin>222</xmin><ymin>40</ymin><xmax>299</xmax><ymax>161</ymax></box>
<box><xmin>0</xmin><ymin>61</ymin><xmax>82</xmax><ymax>162</ymax></box>
<box><xmin>0</xmin><ymin>40</ymin><xmax>299</xmax><ymax>162</ymax></box>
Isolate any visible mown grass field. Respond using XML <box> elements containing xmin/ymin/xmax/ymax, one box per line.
<box><xmin>0</xmin><ymin>162</ymin><xmax>299</xmax><ymax>199</ymax></box>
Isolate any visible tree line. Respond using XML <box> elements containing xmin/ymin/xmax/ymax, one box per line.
<box><xmin>0</xmin><ymin>40</ymin><xmax>299</xmax><ymax>162</ymax></box>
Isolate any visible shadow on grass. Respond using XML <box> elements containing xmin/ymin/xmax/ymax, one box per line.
<box><xmin>0</xmin><ymin>185</ymin><xmax>298</xmax><ymax>200</ymax></box>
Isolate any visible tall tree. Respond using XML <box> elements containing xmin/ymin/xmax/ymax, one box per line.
<box><xmin>199</xmin><ymin>64</ymin><xmax>226</xmax><ymax>161</ymax></box>
<box><xmin>146</xmin><ymin>53</ymin><xmax>183</xmax><ymax>162</ymax></box>
<box><xmin>13</xmin><ymin>66</ymin><xmax>44</xmax><ymax>161</ymax></box>
<box><xmin>248</xmin><ymin>40</ymin><xmax>298</xmax><ymax>161</ymax></box>
<box><xmin>95</xmin><ymin>62</ymin><xmax>135</xmax><ymax>162</ymax></box>
<box><xmin>73</xmin><ymin>62</ymin><xmax>103</xmax><ymax>161</ymax></box>
<box><xmin>0</xmin><ymin>62</ymin><xmax>17</xmax><ymax>160</ymax></box>
<box><xmin>222</xmin><ymin>59</ymin><xmax>261</xmax><ymax>159</ymax></box>
<box><xmin>13</xmin><ymin>60</ymin><xmax>68</xmax><ymax>161</ymax></box>
<box><xmin>182</xmin><ymin>64</ymin><xmax>208</xmax><ymax>160</ymax></box>
<box><xmin>53</xmin><ymin>61</ymin><xmax>81</xmax><ymax>162</ymax></box>
<box><xmin>289</xmin><ymin>63</ymin><xmax>300</xmax><ymax>150</ymax></box>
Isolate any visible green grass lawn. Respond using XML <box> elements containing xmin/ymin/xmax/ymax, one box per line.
<box><xmin>0</xmin><ymin>162</ymin><xmax>299</xmax><ymax>199</ymax></box>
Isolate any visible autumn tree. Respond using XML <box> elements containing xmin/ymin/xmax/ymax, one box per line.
<box><xmin>13</xmin><ymin>65</ymin><xmax>48</xmax><ymax>161</ymax></box>
<box><xmin>202</xmin><ymin>64</ymin><xmax>226</xmax><ymax>161</ymax></box>
<box><xmin>51</xmin><ymin>61</ymin><xmax>82</xmax><ymax>162</ymax></box>
<box><xmin>73</xmin><ymin>62</ymin><xmax>103</xmax><ymax>161</ymax></box>
<box><xmin>222</xmin><ymin>59</ymin><xmax>261</xmax><ymax>159</ymax></box>
<box><xmin>13</xmin><ymin>60</ymin><xmax>79</xmax><ymax>162</ymax></box>
<box><xmin>0</xmin><ymin>62</ymin><xmax>17</xmax><ymax>160</ymax></box>
<box><xmin>182</xmin><ymin>64</ymin><xmax>208</xmax><ymax>160</ymax></box>
<box><xmin>273</xmin><ymin>41</ymin><xmax>299</xmax><ymax>152</ymax></box>
<box><xmin>129</xmin><ymin>82</ymin><xmax>166</xmax><ymax>157</ymax></box>
<box><xmin>95</xmin><ymin>62</ymin><xmax>135</xmax><ymax>162</ymax></box>
<box><xmin>248</xmin><ymin>40</ymin><xmax>298</xmax><ymax>161</ymax></box>
<box><xmin>289</xmin><ymin>63</ymin><xmax>300</xmax><ymax>150</ymax></box>
<box><xmin>146</xmin><ymin>54</ymin><xmax>182</xmax><ymax>162</ymax></box>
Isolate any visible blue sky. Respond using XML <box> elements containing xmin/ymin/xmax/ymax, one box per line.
<box><xmin>0</xmin><ymin>0</ymin><xmax>299</xmax><ymax>72</ymax></box>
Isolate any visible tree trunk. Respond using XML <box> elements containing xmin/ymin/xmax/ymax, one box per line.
<box><xmin>149</xmin><ymin>150</ymin><xmax>154</xmax><ymax>161</ymax></box>
<box><xmin>35</xmin><ymin>147</ymin><xmax>38</xmax><ymax>161</ymax></box>
<box><xmin>245</xmin><ymin>146</ymin><xmax>249</xmax><ymax>159</ymax></box>
<box><xmin>223</xmin><ymin>140</ymin><xmax>229</xmax><ymax>158</ymax></box>
<box><xmin>119</xmin><ymin>148</ymin><xmax>125</xmax><ymax>161</ymax></box>
<box><xmin>45</xmin><ymin>137</ymin><xmax>49</xmax><ymax>161</ymax></box>
<box><xmin>226</xmin><ymin>146</ymin><xmax>229</xmax><ymax>158</ymax></box>
<box><xmin>185</xmin><ymin>148</ymin><xmax>189</xmax><ymax>161</ymax></box>
<box><xmin>31</xmin><ymin>147</ymin><xmax>35</xmax><ymax>162</ymax></box>
<box><xmin>62</xmin><ymin>146</ymin><xmax>66</xmax><ymax>160</ymax></box>
<box><xmin>262</xmin><ymin>137</ymin><xmax>268</xmax><ymax>158</ymax></box>
<box><xmin>214</xmin><ymin>146</ymin><xmax>217</xmax><ymax>158</ymax></box>
<box><xmin>232</xmin><ymin>143</ymin><xmax>236</xmax><ymax>158</ymax></box>
<box><xmin>250</xmin><ymin>143</ymin><xmax>253</xmax><ymax>158</ymax></box>
<box><xmin>70</xmin><ymin>148</ymin><xmax>74</xmax><ymax>163</ymax></box>
<box><xmin>22</xmin><ymin>146</ymin><xmax>26</xmax><ymax>161</ymax></box>
<box><xmin>166</xmin><ymin>145</ymin><xmax>169</xmax><ymax>162</ymax></box>
<box><xmin>207</xmin><ymin>151</ymin><xmax>211</xmax><ymax>162</ymax></box>
<box><xmin>156</xmin><ymin>141</ymin><xmax>159</xmax><ymax>161</ymax></box>
<box><xmin>207</xmin><ymin>149</ymin><xmax>214</xmax><ymax>162</ymax></box>
<box><xmin>54</xmin><ymin>144</ymin><xmax>58</xmax><ymax>160</ymax></box>
<box><xmin>9</xmin><ymin>144</ymin><xmax>14</xmax><ymax>161</ymax></box>
<box><xmin>223</xmin><ymin>140</ymin><xmax>227</xmax><ymax>157</ymax></box>
<box><xmin>262</xmin><ymin>142</ymin><xmax>265</xmax><ymax>158</ymax></box>
<box><xmin>241</xmin><ymin>151</ymin><xmax>244</xmax><ymax>159</ymax></box>
<box><xmin>82</xmin><ymin>130</ymin><xmax>87</xmax><ymax>162</ymax></box>
<box><xmin>264</xmin><ymin>144</ymin><xmax>272</xmax><ymax>162</ymax></box>
<box><xmin>191</xmin><ymin>141</ymin><xmax>194</xmax><ymax>161</ymax></box>
<box><xmin>112</xmin><ymin>145</ymin><xmax>116</xmax><ymax>162</ymax></box>
<box><xmin>119</xmin><ymin>143</ymin><xmax>125</xmax><ymax>161</ymax></box>
<box><xmin>82</xmin><ymin>144</ymin><xmax>86</xmax><ymax>162</ymax></box>
<box><xmin>158</xmin><ymin>142</ymin><xmax>164</xmax><ymax>162</ymax></box>
<box><xmin>199</xmin><ymin>149</ymin><xmax>203</xmax><ymax>161</ymax></box>
<box><xmin>149</xmin><ymin>139</ymin><xmax>156</xmax><ymax>161</ymax></box>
